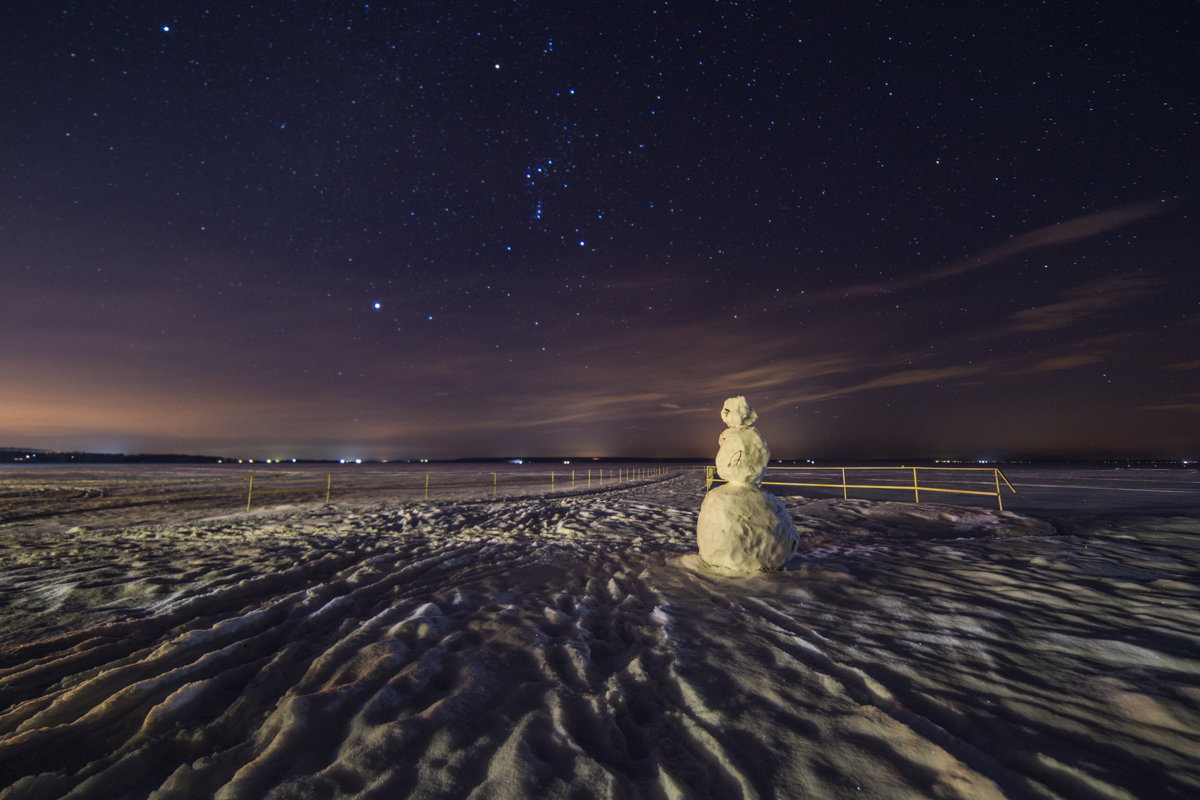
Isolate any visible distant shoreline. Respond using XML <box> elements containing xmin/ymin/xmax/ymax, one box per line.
<box><xmin>1</xmin><ymin>448</ymin><xmax>1195</xmax><ymax>468</ymax></box>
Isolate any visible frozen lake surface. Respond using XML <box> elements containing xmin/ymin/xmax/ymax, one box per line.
<box><xmin>764</xmin><ymin>464</ymin><xmax>1200</xmax><ymax>517</ymax></box>
<box><xmin>985</xmin><ymin>465</ymin><xmax>1200</xmax><ymax>516</ymax></box>
<box><xmin>1</xmin><ymin>464</ymin><xmax>1197</xmax><ymax>798</ymax></box>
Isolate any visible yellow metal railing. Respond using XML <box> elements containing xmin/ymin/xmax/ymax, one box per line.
<box><xmin>705</xmin><ymin>464</ymin><xmax>1016</xmax><ymax>510</ymax></box>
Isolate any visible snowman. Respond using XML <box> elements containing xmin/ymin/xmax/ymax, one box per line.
<box><xmin>696</xmin><ymin>396</ymin><xmax>800</xmax><ymax>573</ymax></box>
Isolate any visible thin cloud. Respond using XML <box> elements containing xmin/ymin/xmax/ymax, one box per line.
<box><xmin>1029</xmin><ymin>354</ymin><xmax>1102</xmax><ymax>372</ymax></box>
<box><xmin>1009</xmin><ymin>275</ymin><xmax>1154</xmax><ymax>332</ymax></box>
<box><xmin>766</xmin><ymin>361</ymin><xmax>994</xmax><ymax>406</ymax></box>
<box><xmin>1145</xmin><ymin>403</ymin><xmax>1200</xmax><ymax>414</ymax></box>
<box><xmin>716</xmin><ymin>357</ymin><xmax>861</xmax><ymax>394</ymax></box>
<box><xmin>847</xmin><ymin>363</ymin><xmax>990</xmax><ymax>392</ymax></box>
<box><xmin>831</xmin><ymin>200</ymin><xmax>1169</xmax><ymax>299</ymax></box>
<box><xmin>425</xmin><ymin>392</ymin><xmax>679</xmax><ymax>434</ymax></box>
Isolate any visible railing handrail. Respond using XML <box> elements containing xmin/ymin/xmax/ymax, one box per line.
<box><xmin>769</xmin><ymin>464</ymin><xmax>999</xmax><ymax>472</ymax></box>
<box><xmin>705</xmin><ymin>464</ymin><xmax>1017</xmax><ymax>510</ymax></box>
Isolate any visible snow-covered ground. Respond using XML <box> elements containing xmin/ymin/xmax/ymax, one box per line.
<box><xmin>1</xmin><ymin>467</ymin><xmax>1198</xmax><ymax>798</ymax></box>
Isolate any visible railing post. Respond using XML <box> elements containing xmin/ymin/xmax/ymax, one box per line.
<box><xmin>246</xmin><ymin>474</ymin><xmax>253</xmax><ymax>511</ymax></box>
<box><xmin>425</xmin><ymin>472</ymin><xmax>429</xmax><ymax>499</ymax></box>
<box><xmin>841</xmin><ymin>467</ymin><xmax>847</xmax><ymax>500</ymax></box>
<box><xmin>995</xmin><ymin>468</ymin><xmax>1003</xmax><ymax>511</ymax></box>
<box><xmin>912</xmin><ymin>466</ymin><xmax>920</xmax><ymax>503</ymax></box>
<box><xmin>551</xmin><ymin>470</ymin><xmax>555</xmax><ymax>492</ymax></box>
<box><xmin>326</xmin><ymin>473</ymin><xmax>332</xmax><ymax>504</ymax></box>
<box><xmin>493</xmin><ymin>472</ymin><xmax>497</xmax><ymax>497</ymax></box>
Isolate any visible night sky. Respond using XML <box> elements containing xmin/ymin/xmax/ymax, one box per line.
<box><xmin>3</xmin><ymin>2</ymin><xmax>1197</xmax><ymax>461</ymax></box>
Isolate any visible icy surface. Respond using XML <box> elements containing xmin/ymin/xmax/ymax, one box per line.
<box><xmin>1</xmin><ymin>469</ymin><xmax>1199</xmax><ymax>799</ymax></box>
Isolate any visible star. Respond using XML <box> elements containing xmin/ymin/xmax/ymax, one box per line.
<box><xmin>0</xmin><ymin>1</ymin><xmax>1193</xmax><ymax>460</ymax></box>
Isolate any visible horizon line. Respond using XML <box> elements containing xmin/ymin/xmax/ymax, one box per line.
<box><xmin>3</xmin><ymin>447</ymin><xmax>1195</xmax><ymax>466</ymax></box>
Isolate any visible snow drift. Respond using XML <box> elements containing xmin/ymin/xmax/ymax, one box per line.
<box><xmin>1</xmin><ymin>471</ymin><xmax>1198</xmax><ymax>799</ymax></box>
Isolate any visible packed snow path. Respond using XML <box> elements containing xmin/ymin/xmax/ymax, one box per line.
<box><xmin>1</xmin><ymin>474</ymin><xmax>1199</xmax><ymax>798</ymax></box>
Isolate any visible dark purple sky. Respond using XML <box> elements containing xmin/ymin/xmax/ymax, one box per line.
<box><xmin>3</xmin><ymin>2</ymin><xmax>1197</xmax><ymax>461</ymax></box>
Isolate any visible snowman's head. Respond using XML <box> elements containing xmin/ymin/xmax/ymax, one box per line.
<box><xmin>720</xmin><ymin>396</ymin><xmax>757</xmax><ymax>428</ymax></box>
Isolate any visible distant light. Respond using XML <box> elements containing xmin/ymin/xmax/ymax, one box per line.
<box><xmin>510</xmin><ymin>459</ymin><xmax>524</xmax><ymax>465</ymax></box>
<box><xmin>355</xmin><ymin>458</ymin><xmax>362</xmax><ymax>464</ymax></box>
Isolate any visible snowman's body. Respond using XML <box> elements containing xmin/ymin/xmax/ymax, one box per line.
<box><xmin>715</xmin><ymin>425</ymin><xmax>769</xmax><ymax>484</ymax></box>
<box><xmin>697</xmin><ymin>397</ymin><xmax>799</xmax><ymax>573</ymax></box>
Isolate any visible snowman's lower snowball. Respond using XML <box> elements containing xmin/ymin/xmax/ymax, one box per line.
<box><xmin>697</xmin><ymin>482</ymin><xmax>799</xmax><ymax>573</ymax></box>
